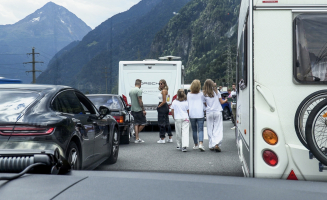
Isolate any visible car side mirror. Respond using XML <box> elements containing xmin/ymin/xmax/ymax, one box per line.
<box><xmin>99</xmin><ymin>106</ymin><xmax>111</xmax><ymax>118</ymax></box>
<box><xmin>126</xmin><ymin>105</ymin><xmax>131</xmax><ymax>111</ymax></box>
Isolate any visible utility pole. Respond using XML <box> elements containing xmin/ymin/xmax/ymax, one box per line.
<box><xmin>24</xmin><ymin>47</ymin><xmax>43</xmax><ymax>83</ymax></box>
<box><xmin>226</xmin><ymin>39</ymin><xmax>232</xmax><ymax>88</ymax></box>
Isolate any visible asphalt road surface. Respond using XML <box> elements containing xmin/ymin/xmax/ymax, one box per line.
<box><xmin>95</xmin><ymin>120</ymin><xmax>243</xmax><ymax>177</ymax></box>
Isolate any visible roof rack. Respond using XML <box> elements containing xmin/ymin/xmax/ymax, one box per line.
<box><xmin>158</xmin><ymin>56</ymin><xmax>181</xmax><ymax>61</ymax></box>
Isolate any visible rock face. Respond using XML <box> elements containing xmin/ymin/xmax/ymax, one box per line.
<box><xmin>148</xmin><ymin>0</ymin><xmax>240</xmax><ymax>85</ymax></box>
<box><xmin>0</xmin><ymin>2</ymin><xmax>91</xmax><ymax>83</ymax></box>
<box><xmin>36</xmin><ymin>0</ymin><xmax>192</xmax><ymax>94</ymax></box>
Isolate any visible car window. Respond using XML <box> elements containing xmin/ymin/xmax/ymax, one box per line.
<box><xmin>75</xmin><ymin>92</ymin><xmax>96</xmax><ymax>114</ymax></box>
<box><xmin>0</xmin><ymin>90</ymin><xmax>40</xmax><ymax>114</ymax></box>
<box><xmin>88</xmin><ymin>96</ymin><xmax>121</xmax><ymax>110</ymax></box>
<box><xmin>52</xmin><ymin>90</ymin><xmax>85</xmax><ymax>114</ymax></box>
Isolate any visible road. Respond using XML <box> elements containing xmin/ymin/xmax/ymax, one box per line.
<box><xmin>95</xmin><ymin>120</ymin><xmax>243</xmax><ymax>177</ymax></box>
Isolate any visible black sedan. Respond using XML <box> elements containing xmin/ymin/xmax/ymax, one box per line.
<box><xmin>86</xmin><ymin>94</ymin><xmax>134</xmax><ymax>144</ymax></box>
<box><xmin>0</xmin><ymin>84</ymin><xmax>119</xmax><ymax>170</ymax></box>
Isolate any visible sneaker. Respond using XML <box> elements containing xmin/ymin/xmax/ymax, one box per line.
<box><xmin>134</xmin><ymin>138</ymin><xmax>145</xmax><ymax>143</ymax></box>
<box><xmin>209</xmin><ymin>148</ymin><xmax>214</xmax><ymax>151</ymax></box>
<box><xmin>214</xmin><ymin>145</ymin><xmax>221</xmax><ymax>152</ymax></box>
<box><xmin>231</xmin><ymin>126</ymin><xmax>236</xmax><ymax>130</ymax></box>
<box><xmin>157</xmin><ymin>139</ymin><xmax>165</xmax><ymax>144</ymax></box>
<box><xmin>167</xmin><ymin>138</ymin><xmax>173</xmax><ymax>143</ymax></box>
<box><xmin>182</xmin><ymin>147</ymin><xmax>187</xmax><ymax>152</ymax></box>
<box><xmin>176</xmin><ymin>146</ymin><xmax>181</xmax><ymax>150</ymax></box>
<box><xmin>199</xmin><ymin>145</ymin><xmax>205</xmax><ymax>152</ymax></box>
<box><xmin>193</xmin><ymin>145</ymin><xmax>199</xmax><ymax>150</ymax></box>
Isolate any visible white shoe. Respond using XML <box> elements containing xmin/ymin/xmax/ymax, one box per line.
<box><xmin>182</xmin><ymin>147</ymin><xmax>187</xmax><ymax>152</ymax></box>
<box><xmin>199</xmin><ymin>145</ymin><xmax>205</xmax><ymax>151</ymax></box>
<box><xmin>167</xmin><ymin>138</ymin><xmax>173</xmax><ymax>143</ymax></box>
<box><xmin>231</xmin><ymin>126</ymin><xmax>236</xmax><ymax>130</ymax></box>
<box><xmin>176</xmin><ymin>146</ymin><xmax>181</xmax><ymax>150</ymax></box>
<box><xmin>193</xmin><ymin>145</ymin><xmax>199</xmax><ymax>150</ymax></box>
<box><xmin>157</xmin><ymin>139</ymin><xmax>165</xmax><ymax>144</ymax></box>
<box><xmin>134</xmin><ymin>138</ymin><xmax>145</xmax><ymax>143</ymax></box>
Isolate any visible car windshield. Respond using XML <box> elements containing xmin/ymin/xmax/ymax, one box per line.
<box><xmin>0</xmin><ymin>90</ymin><xmax>39</xmax><ymax>114</ymax></box>
<box><xmin>87</xmin><ymin>96</ymin><xmax>121</xmax><ymax>110</ymax></box>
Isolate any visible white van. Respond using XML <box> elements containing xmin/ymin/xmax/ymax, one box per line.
<box><xmin>118</xmin><ymin>57</ymin><xmax>184</xmax><ymax>125</ymax></box>
<box><xmin>237</xmin><ymin>0</ymin><xmax>327</xmax><ymax>181</ymax></box>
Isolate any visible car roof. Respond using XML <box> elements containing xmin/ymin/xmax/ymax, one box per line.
<box><xmin>86</xmin><ymin>94</ymin><xmax>119</xmax><ymax>97</ymax></box>
<box><xmin>0</xmin><ymin>84</ymin><xmax>71</xmax><ymax>93</ymax></box>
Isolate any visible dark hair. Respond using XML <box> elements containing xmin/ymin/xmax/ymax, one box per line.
<box><xmin>135</xmin><ymin>79</ymin><xmax>142</xmax><ymax>85</ymax></box>
<box><xmin>177</xmin><ymin>89</ymin><xmax>187</xmax><ymax>101</ymax></box>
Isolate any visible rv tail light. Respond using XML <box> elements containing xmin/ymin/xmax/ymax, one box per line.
<box><xmin>262</xmin><ymin>129</ymin><xmax>278</xmax><ymax>145</ymax></box>
<box><xmin>0</xmin><ymin>126</ymin><xmax>55</xmax><ymax>136</ymax></box>
<box><xmin>113</xmin><ymin>116</ymin><xmax>124</xmax><ymax>123</ymax></box>
<box><xmin>287</xmin><ymin>170</ymin><xmax>298</xmax><ymax>180</ymax></box>
<box><xmin>262</xmin><ymin>150</ymin><xmax>278</xmax><ymax>166</ymax></box>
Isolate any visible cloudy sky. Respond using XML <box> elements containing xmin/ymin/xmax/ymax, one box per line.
<box><xmin>0</xmin><ymin>0</ymin><xmax>141</xmax><ymax>29</ymax></box>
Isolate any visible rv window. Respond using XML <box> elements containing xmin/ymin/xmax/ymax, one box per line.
<box><xmin>294</xmin><ymin>13</ymin><xmax>327</xmax><ymax>84</ymax></box>
<box><xmin>237</xmin><ymin>22</ymin><xmax>247</xmax><ymax>90</ymax></box>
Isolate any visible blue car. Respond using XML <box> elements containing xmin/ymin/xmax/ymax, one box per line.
<box><xmin>220</xmin><ymin>91</ymin><xmax>232</xmax><ymax>120</ymax></box>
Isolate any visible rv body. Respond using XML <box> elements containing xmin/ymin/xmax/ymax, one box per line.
<box><xmin>118</xmin><ymin>60</ymin><xmax>183</xmax><ymax>125</ymax></box>
<box><xmin>237</xmin><ymin>0</ymin><xmax>327</xmax><ymax>180</ymax></box>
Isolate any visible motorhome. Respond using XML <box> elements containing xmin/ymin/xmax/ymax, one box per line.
<box><xmin>118</xmin><ymin>56</ymin><xmax>184</xmax><ymax>125</ymax></box>
<box><xmin>236</xmin><ymin>0</ymin><xmax>327</xmax><ymax>181</ymax></box>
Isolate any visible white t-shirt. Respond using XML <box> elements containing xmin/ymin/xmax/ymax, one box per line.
<box><xmin>187</xmin><ymin>92</ymin><xmax>204</xmax><ymax>118</ymax></box>
<box><xmin>171</xmin><ymin>100</ymin><xmax>189</xmax><ymax>119</ymax></box>
<box><xmin>231</xmin><ymin>90</ymin><xmax>237</xmax><ymax>105</ymax></box>
<box><xmin>203</xmin><ymin>91</ymin><xmax>223</xmax><ymax>113</ymax></box>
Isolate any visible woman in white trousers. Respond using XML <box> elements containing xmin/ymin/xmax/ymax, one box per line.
<box><xmin>171</xmin><ymin>89</ymin><xmax>189</xmax><ymax>152</ymax></box>
<box><xmin>202</xmin><ymin>79</ymin><xmax>227</xmax><ymax>152</ymax></box>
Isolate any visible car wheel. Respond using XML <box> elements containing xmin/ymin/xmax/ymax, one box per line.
<box><xmin>66</xmin><ymin>141</ymin><xmax>81</xmax><ymax>170</ymax></box>
<box><xmin>223</xmin><ymin>107</ymin><xmax>230</xmax><ymax>120</ymax></box>
<box><xmin>108</xmin><ymin>127</ymin><xmax>120</xmax><ymax>164</ymax></box>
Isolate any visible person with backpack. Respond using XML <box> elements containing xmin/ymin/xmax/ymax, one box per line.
<box><xmin>171</xmin><ymin>89</ymin><xmax>189</xmax><ymax>152</ymax></box>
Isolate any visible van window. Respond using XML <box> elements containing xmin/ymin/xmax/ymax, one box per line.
<box><xmin>294</xmin><ymin>13</ymin><xmax>327</xmax><ymax>83</ymax></box>
<box><xmin>237</xmin><ymin>20</ymin><xmax>247</xmax><ymax>90</ymax></box>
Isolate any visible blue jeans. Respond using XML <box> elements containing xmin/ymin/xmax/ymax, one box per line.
<box><xmin>190</xmin><ymin>118</ymin><xmax>205</xmax><ymax>145</ymax></box>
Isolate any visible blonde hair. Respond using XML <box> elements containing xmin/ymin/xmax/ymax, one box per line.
<box><xmin>177</xmin><ymin>89</ymin><xmax>187</xmax><ymax>101</ymax></box>
<box><xmin>158</xmin><ymin>79</ymin><xmax>169</xmax><ymax>91</ymax></box>
<box><xmin>203</xmin><ymin>79</ymin><xmax>218</xmax><ymax>98</ymax></box>
<box><xmin>190</xmin><ymin>79</ymin><xmax>201</xmax><ymax>93</ymax></box>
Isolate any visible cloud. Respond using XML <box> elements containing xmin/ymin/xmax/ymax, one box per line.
<box><xmin>0</xmin><ymin>0</ymin><xmax>141</xmax><ymax>29</ymax></box>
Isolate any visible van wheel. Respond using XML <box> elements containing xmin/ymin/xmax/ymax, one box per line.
<box><xmin>108</xmin><ymin>127</ymin><xmax>119</xmax><ymax>164</ymax></box>
<box><xmin>305</xmin><ymin>99</ymin><xmax>327</xmax><ymax>165</ymax></box>
<box><xmin>120</xmin><ymin>135</ymin><xmax>130</xmax><ymax>144</ymax></box>
<box><xmin>223</xmin><ymin>107</ymin><xmax>231</xmax><ymax>120</ymax></box>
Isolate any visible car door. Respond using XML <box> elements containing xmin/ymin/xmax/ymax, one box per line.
<box><xmin>75</xmin><ymin>92</ymin><xmax>110</xmax><ymax>161</ymax></box>
<box><xmin>52</xmin><ymin>90</ymin><xmax>96</xmax><ymax>168</ymax></box>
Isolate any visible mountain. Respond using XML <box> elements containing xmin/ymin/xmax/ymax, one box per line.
<box><xmin>36</xmin><ymin>0</ymin><xmax>192</xmax><ymax>93</ymax></box>
<box><xmin>0</xmin><ymin>2</ymin><xmax>91</xmax><ymax>83</ymax></box>
<box><xmin>148</xmin><ymin>0</ymin><xmax>240</xmax><ymax>86</ymax></box>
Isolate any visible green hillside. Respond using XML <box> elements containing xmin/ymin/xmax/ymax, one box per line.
<box><xmin>149</xmin><ymin>0</ymin><xmax>240</xmax><ymax>87</ymax></box>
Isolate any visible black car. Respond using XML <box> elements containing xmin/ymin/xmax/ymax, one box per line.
<box><xmin>86</xmin><ymin>94</ymin><xmax>134</xmax><ymax>144</ymax></box>
<box><xmin>0</xmin><ymin>84</ymin><xmax>119</xmax><ymax>170</ymax></box>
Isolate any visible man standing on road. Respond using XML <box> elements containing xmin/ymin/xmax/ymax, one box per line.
<box><xmin>231</xmin><ymin>83</ymin><xmax>237</xmax><ymax>130</ymax></box>
<box><xmin>129</xmin><ymin>79</ymin><xmax>146</xmax><ymax>143</ymax></box>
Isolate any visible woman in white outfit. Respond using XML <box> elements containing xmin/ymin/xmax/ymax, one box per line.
<box><xmin>171</xmin><ymin>89</ymin><xmax>189</xmax><ymax>152</ymax></box>
<box><xmin>202</xmin><ymin>79</ymin><xmax>227</xmax><ymax>152</ymax></box>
